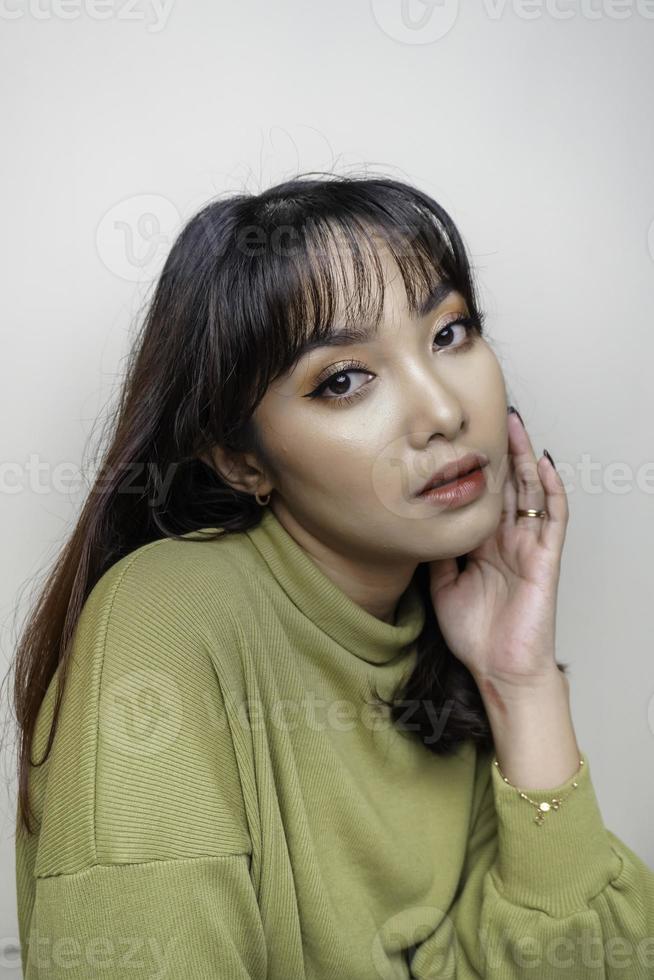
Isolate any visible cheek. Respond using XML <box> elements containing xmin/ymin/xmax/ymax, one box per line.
<box><xmin>469</xmin><ymin>347</ymin><xmax>510</xmax><ymax>485</ymax></box>
<box><xmin>464</xmin><ymin>344</ymin><xmax>508</xmax><ymax>417</ymax></box>
<box><xmin>259</xmin><ymin>405</ymin><xmax>371</xmax><ymax>492</ymax></box>
<box><xmin>467</xmin><ymin>339</ymin><xmax>505</xmax><ymax>385</ymax></box>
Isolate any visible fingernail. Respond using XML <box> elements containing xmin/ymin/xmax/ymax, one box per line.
<box><xmin>543</xmin><ymin>448</ymin><xmax>557</xmax><ymax>471</ymax></box>
<box><xmin>507</xmin><ymin>405</ymin><xmax>524</xmax><ymax>427</ymax></box>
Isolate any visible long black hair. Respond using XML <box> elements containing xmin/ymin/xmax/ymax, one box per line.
<box><xmin>10</xmin><ymin>171</ymin><xmax>567</xmax><ymax>836</ymax></box>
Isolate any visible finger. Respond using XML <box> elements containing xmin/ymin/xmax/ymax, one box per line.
<box><xmin>538</xmin><ymin>452</ymin><xmax>569</xmax><ymax>552</ymax></box>
<box><xmin>428</xmin><ymin>556</ymin><xmax>460</xmax><ymax>596</ymax></box>
<box><xmin>508</xmin><ymin>411</ymin><xmax>547</xmax><ymax>525</ymax></box>
<box><xmin>499</xmin><ymin>448</ymin><xmax>518</xmax><ymax>531</ymax></box>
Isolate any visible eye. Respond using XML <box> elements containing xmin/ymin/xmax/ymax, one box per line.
<box><xmin>433</xmin><ymin>315</ymin><xmax>478</xmax><ymax>351</ymax></box>
<box><xmin>304</xmin><ymin>361</ymin><xmax>375</xmax><ymax>405</ymax></box>
<box><xmin>303</xmin><ymin>313</ymin><xmax>481</xmax><ymax>407</ymax></box>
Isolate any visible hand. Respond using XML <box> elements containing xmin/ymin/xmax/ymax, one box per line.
<box><xmin>428</xmin><ymin>410</ymin><xmax>569</xmax><ymax>694</ymax></box>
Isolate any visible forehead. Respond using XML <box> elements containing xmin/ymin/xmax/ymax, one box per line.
<box><xmin>268</xmin><ymin>225</ymin><xmax>469</xmax><ymax>392</ymax></box>
<box><xmin>324</xmin><ymin>231</ymin><xmax>458</xmax><ymax>314</ymax></box>
<box><xmin>292</xmin><ymin>277</ymin><xmax>462</xmax><ymax>361</ymax></box>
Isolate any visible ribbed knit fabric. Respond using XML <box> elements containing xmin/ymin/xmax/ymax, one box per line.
<box><xmin>15</xmin><ymin>506</ymin><xmax>654</xmax><ymax>978</ymax></box>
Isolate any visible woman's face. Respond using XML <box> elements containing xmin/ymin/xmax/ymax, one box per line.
<box><xmin>241</xmin><ymin>246</ymin><xmax>509</xmax><ymax>570</ymax></box>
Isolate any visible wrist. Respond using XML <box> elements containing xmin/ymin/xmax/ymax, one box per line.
<box><xmin>489</xmin><ymin>750</ymin><xmax>621</xmax><ymax>916</ymax></box>
<box><xmin>474</xmin><ymin>664</ymin><xmax>569</xmax><ymax>711</ymax></box>
<box><xmin>478</xmin><ymin>671</ymin><xmax>580</xmax><ymax>789</ymax></box>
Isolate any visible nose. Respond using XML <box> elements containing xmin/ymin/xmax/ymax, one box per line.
<box><xmin>402</xmin><ymin>369</ymin><xmax>466</xmax><ymax>451</ymax></box>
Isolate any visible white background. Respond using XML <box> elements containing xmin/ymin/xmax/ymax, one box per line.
<box><xmin>1</xmin><ymin>0</ymin><xmax>653</xmax><ymax>970</ymax></box>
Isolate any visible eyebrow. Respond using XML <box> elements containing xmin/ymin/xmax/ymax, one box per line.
<box><xmin>294</xmin><ymin>280</ymin><xmax>457</xmax><ymax>358</ymax></box>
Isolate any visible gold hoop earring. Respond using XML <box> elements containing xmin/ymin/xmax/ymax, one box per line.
<box><xmin>254</xmin><ymin>490</ymin><xmax>271</xmax><ymax>506</ymax></box>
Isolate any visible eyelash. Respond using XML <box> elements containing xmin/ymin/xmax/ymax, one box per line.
<box><xmin>305</xmin><ymin>315</ymin><xmax>480</xmax><ymax>407</ymax></box>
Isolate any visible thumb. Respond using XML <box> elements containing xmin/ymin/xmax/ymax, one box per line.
<box><xmin>427</xmin><ymin>556</ymin><xmax>460</xmax><ymax>597</ymax></box>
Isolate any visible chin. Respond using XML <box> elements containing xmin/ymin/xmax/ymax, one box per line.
<box><xmin>419</xmin><ymin>510</ymin><xmax>497</xmax><ymax>557</ymax></box>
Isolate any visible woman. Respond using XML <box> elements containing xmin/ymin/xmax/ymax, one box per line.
<box><xmin>12</xmin><ymin>174</ymin><xmax>654</xmax><ymax>978</ymax></box>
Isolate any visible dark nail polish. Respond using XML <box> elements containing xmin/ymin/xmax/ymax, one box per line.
<box><xmin>543</xmin><ymin>449</ymin><xmax>557</xmax><ymax>471</ymax></box>
<box><xmin>507</xmin><ymin>405</ymin><xmax>524</xmax><ymax>427</ymax></box>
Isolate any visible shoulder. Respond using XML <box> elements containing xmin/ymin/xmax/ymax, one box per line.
<box><xmin>32</xmin><ymin>529</ymin><xmax>259</xmax><ymax>876</ymax></box>
<box><xmin>71</xmin><ymin>526</ymin><xmax>272</xmax><ymax>681</ymax></box>
<box><xmin>77</xmin><ymin>528</ymin><xmax>264</xmax><ymax>755</ymax></box>
<box><xmin>84</xmin><ymin>526</ymin><xmax>259</xmax><ymax>639</ymax></box>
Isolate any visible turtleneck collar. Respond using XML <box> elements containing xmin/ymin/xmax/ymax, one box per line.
<box><xmin>243</xmin><ymin>507</ymin><xmax>426</xmax><ymax>665</ymax></box>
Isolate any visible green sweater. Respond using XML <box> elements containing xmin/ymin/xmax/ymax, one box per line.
<box><xmin>15</xmin><ymin>507</ymin><xmax>654</xmax><ymax>978</ymax></box>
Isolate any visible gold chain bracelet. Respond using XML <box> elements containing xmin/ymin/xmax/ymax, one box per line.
<box><xmin>492</xmin><ymin>757</ymin><xmax>584</xmax><ymax>826</ymax></box>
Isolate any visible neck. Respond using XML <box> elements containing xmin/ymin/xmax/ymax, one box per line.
<box><xmin>269</xmin><ymin>502</ymin><xmax>418</xmax><ymax>624</ymax></box>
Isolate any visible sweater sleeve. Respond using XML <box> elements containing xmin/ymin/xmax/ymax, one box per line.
<box><xmin>23</xmin><ymin>856</ymin><xmax>267</xmax><ymax>978</ymax></box>
<box><xmin>18</xmin><ymin>547</ymin><xmax>269</xmax><ymax>979</ymax></box>
<box><xmin>408</xmin><ymin>747</ymin><xmax>654</xmax><ymax>979</ymax></box>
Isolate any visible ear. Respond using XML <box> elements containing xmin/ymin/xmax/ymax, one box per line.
<box><xmin>199</xmin><ymin>444</ymin><xmax>271</xmax><ymax>497</ymax></box>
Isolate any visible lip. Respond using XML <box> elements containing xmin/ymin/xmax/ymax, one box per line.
<box><xmin>417</xmin><ymin>466</ymin><xmax>488</xmax><ymax>509</ymax></box>
<box><xmin>415</xmin><ymin>452</ymin><xmax>490</xmax><ymax>496</ymax></box>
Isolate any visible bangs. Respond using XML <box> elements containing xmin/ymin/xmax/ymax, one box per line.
<box><xmin>217</xmin><ymin>175</ymin><xmax>485</xmax><ymax>422</ymax></box>
<box><xmin>283</xmin><ymin>212</ymin><xmax>453</xmax><ymax>352</ymax></box>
